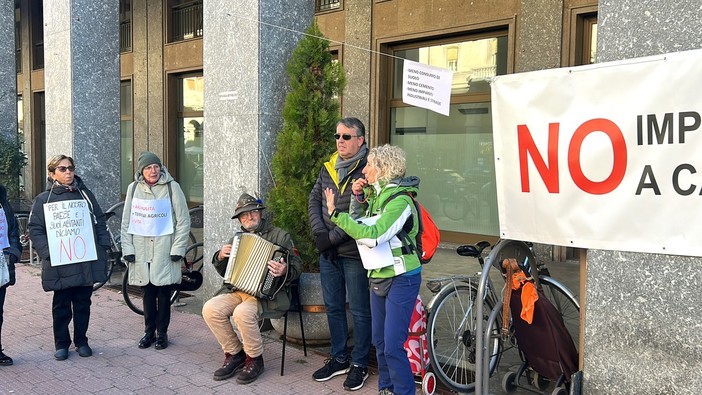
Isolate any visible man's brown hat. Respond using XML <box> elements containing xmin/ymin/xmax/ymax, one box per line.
<box><xmin>231</xmin><ymin>193</ymin><xmax>265</xmax><ymax>219</ymax></box>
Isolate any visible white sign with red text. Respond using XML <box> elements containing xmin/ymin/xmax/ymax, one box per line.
<box><xmin>127</xmin><ymin>198</ymin><xmax>173</xmax><ymax>237</ymax></box>
<box><xmin>491</xmin><ymin>49</ymin><xmax>702</xmax><ymax>257</ymax></box>
<box><xmin>43</xmin><ymin>200</ymin><xmax>97</xmax><ymax>266</ymax></box>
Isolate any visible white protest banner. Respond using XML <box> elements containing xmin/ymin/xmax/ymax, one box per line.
<box><xmin>491</xmin><ymin>48</ymin><xmax>702</xmax><ymax>257</ymax></box>
<box><xmin>127</xmin><ymin>198</ymin><xmax>174</xmax><ymax>237</ymax></box>
<box><xmin>43</xmin><ymin>200</ymin><xmax>97</xmax><ymax>266</ymax></box>
<box><xmin>402</xmin><ymin>60</ymin><xmax>453</xmax><ymax>116</ymax></box>
<box><xmin>0</xmin><ymin>208</ymin><xmax>9</xmax><ymax>249</ymax></box>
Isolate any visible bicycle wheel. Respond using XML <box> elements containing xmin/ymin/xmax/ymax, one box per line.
<box><xmin>184</xmin><ymin>242</ymin><xmax>204</xmax><ymax>272</ymax></box>
<box><xmin>92</xmin><ymin>248</ymin><xmax>117</xmax><ymax>291</ymax></box>
<box><xmin>427</xmin><ymin>283</ymin><xmax>501</xmax><ymax>393</ymax></box>
<box><xmin>485</xmin><ymin>239</ymin><xmax>537</xmax><ymax>274</ymax></box>
<box><xmin>15</xmin><ymin>212</ymin><xmax>38</xmax><ymax>264</ymax></box>
<box><xmin>188</xmin><ymin>205</ymin><xmax>203</xmax><ymax>243</ymax></box>
<box><xmin>122</xmin><ymin>264</ymin><xmax>180</xmax><ymax>315</ymax></box>
<box><xmin>539</xmin><ymin>276</ymin><xmax>580</xmax><ymax>349</ymax></box>
<box><xmin>105</xmin><ymin>201</ymin><xmax>125</xmax><ymax>239</ymax></box>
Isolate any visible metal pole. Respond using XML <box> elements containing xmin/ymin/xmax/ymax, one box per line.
<box><xmin>474</xmin><ymin>264</ymin><xmax>493</xmax><ymax>394</ymax></box>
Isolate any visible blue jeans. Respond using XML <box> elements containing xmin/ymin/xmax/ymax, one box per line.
<box><xmin>319</xmin><ymin>255</ymin><xmax>372</xmax><ymax>367</ymax></box>
<box><xmin>371</xmin><ymin>272</ymin><xmax>421</xmax><ymax>395</ymax></box>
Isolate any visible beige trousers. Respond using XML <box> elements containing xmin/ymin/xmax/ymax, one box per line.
<box><xmin>202</xmin><ymin>291</ymin><xmax>262</xmax><ymax>357</ymax></box>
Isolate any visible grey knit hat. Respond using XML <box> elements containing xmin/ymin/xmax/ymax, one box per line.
<box><xmin>231</xmin><ymin>193</ymin><xmax>265</xmax><ymax>219</ymax></box>
<box><xmin>138</xmin><ymin>151</ymin><xmax>162</xmax><ymax>173</ymax></box>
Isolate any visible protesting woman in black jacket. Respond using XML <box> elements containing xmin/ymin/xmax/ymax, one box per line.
<box><xmin>0</xmin><ymin>184</ymin><xmax>21</xmax><ymax>366</ymax></box>
<box><xmin>28</xmin><ymin>155</ymin><xmax>111</xmax><ymax>361</ymax></box>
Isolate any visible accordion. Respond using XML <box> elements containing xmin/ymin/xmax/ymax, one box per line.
<box><xmin>224</xmin><ymin>232</ymin><xmax>288</xmax><ymax>300</ymax></box>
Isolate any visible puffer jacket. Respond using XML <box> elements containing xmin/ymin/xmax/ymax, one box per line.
<box><xmin>1</xmin><ymin>185</ymin><xmax>21</xmax><ymax>288</ymax></box>
<box><xmin>28</xmin><ymin>176</ymin><xmax>112</xmax><ymax>291</ymax></box>
<box><xmin>212</xmin><ymin>217</ymin><xmax>302</xmax><ymax>317</ymax></box>
<box><xmin>308</xmin><ymin>150</ymin><xmax>367</xmax><ymax>259</ymax></box>
<box><xmin>121</xmin><ymin>167</ymin><xmax>191</xmax><ymax>286</ymax></box>
<box><xmin>332</xmin><ymin>176</ymin><xmax>422</xmax><ymax>278</ymax></box>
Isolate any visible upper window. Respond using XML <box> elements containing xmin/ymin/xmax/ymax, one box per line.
<box><xmin>386</xmin><ymin>32</ymin><xmax>508</xmax><ymax>238</ymax></box>
<box><xmin>168</xmin><ymin>0</ymin><xmax>203</xmax><ymax>43</ymax></box>
<box><xmin>31</xmin><ymin>0</ymin><xmax>43</xmax><ymax>70</ymax></box>
<box><xmin>315</xmin><ymin>0</ymin><xmax>341</xmax><ymax>13</ymax></box>
<box><xmin>120</xmin><ymin>0</ymin><xmax>132</xmax><ymax>52</ymax></box>
<box><xmin>580</xmin><ymin>14</ymin><xmax>597</xmax><ymax>65</ymax></box>
<box><xmin>566</xmin><ymin>9</ymin><xmax>598</xmax><ymax>66</ymax></box>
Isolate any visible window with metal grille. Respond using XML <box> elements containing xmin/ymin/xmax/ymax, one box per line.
<box><xmin>171</xmin><ymin>0</ymin><xmax>203</xmax><ymax>42</ymax></box>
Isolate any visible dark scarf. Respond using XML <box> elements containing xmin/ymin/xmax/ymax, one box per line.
<box><xmin>53</xmin><ymin>178</ymin><xmax>79</xmax><ymax>192</ymax></box>
<box><xmin>335</xmin><ymin>145</ymin><xmax>368</xmax><ymax>183</ymax></box>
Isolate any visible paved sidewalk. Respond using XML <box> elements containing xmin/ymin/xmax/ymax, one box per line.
<box><xmin>0</xmin><ymin>264</ymin><xmax>380</xmax><ymax>395</ymax></box>
<box><xmin>0</xmin><ymin>247</ymin><xmax>580</xmax><ymax>395</ymax></box>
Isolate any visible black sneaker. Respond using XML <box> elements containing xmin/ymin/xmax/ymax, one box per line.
<box><xmin>213</xmin><ymin>350</ymin><xmax>246</xmax><ymax>381</ymax></box>
<box><xmin>343</xmin><ymin>364</ymin><xmax>369</xmax><ymax>391</ymax></box>
<box><xmin>0</xmin><ymin>350</ymin><xmax>13</xmax><ymax>366</ymax></box>
<box><xmin>313</xmin><ymin>357</ymin><xmax>350</xmax><ymax>382</ymax></box>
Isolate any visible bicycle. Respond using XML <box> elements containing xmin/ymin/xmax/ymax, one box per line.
<box><xmin>14</xmin><ymin>211</ymin><xmax>39</xmax><ymax>264</ymax></box>
<box><xmin>121</xmin><ymin>241</ymin><xmax>204</xmax><ymax>315</ymax></box>
<box><xmin>95</xmin><ymin>201</ymin><xmax>204</xmax><ymax>315</ymax></box>
<box><xmin>425</xmin><ymin>239</ymin><xmax>580</xmax><ymax>394</ymax></box>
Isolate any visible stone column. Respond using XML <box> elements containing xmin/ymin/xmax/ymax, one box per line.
<box><xmin>584</xmin><ymin>2</ymin><xmax>702</xmax><ymax>393</ymax></box>
<box><xmin>343</xmin><ymin>0</ymin><xmax>372</xmax><ymax>129</ymax></box>
<box><xmin>43</xmin><ymin>0</ymin><xmax>121</xmax><ymax>209</ymax></box>
<box><xmin>0</xmin><ymin>0</ymin><xmax>18</xmax><ymax>201</ymax></box>
<box><xmin>0</xmin><ymin>0</ymin><xmax>16</xmax><ymax>140</ymax></box>
<box><xmin>516</xmin><ymin>0</ymin><xmax>563</xmax><ymax>73</ymax></box>
<box><xmin>201</xmin><ymin>0</ymin><xmax>313</xmax><ymax>294</ymax></box>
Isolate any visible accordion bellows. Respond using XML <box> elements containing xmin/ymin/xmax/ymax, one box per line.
<box><xmin>224</xmin><ymin>233</ymin><xmax>288</xmax><ymax>299</ymax></box>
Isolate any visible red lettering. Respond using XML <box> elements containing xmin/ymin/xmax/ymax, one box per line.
<box><xmin>59</xmin><ymin>239</ymin><xmax>72</xmax><ymax>261</ymax></box>
<box><xmin>73</xmin><ymin>236</ymin><xmax>87</xmax><ymax>259</ymax></box>
<box><xmin>568</xmin><ymin>119</ymin><xmax>627</xmax><ymax>194</ymax></box>
<box><xmin>518</xmin><ymin>123</ymin><xmax>560</xmax><ymax>193</ymax></box>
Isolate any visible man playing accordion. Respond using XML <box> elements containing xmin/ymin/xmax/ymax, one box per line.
<box><xmin>202</xmin><ymin>193</ymin><xmax>301</xmax><ymax>384</ymax></box>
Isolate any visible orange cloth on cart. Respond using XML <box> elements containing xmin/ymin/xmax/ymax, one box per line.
<box><xmin>510</xmin><ymin>271</ymin><xmax>539</xmax><ymax>324</ymax></box>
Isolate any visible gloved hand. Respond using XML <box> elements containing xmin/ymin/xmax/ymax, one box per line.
<box><xmin>170</xmin><ymin>255</ymin><xmax>183</xmax><ymax>262</ymax></box>
<box><xmin>123</xmin><ymin>254</ymin><xmax>135</xmax><ymax>263</ymax></box>
<box><xmin>314</xmin><ymin>233</ymin><xmax>333</xmax><ymax>253</ymax></box>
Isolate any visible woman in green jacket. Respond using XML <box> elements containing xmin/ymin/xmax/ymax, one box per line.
<box><xmin>324</xmin><ymin>144</ymin><xmax>421</xmax><ymax>395</ymax></box>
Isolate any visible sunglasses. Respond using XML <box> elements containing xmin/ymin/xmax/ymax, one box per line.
<box><xmin>334</xmin><ymin>134</ymin><xmax>360</xmax><ymax>141</ymax></box>
<box><xmin>56</xmin><ymin>166</ymin><xmax>76</xmax><ymax>173</ymax></box>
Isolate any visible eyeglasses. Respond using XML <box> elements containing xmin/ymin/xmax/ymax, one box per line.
<box><xmin>334</xmin><ymin>134</ymin><xmax>361</xmax><ymax>141</ymax></box>
<box><xmin>56</xmin><ymin>166</ymin><xmax>75</xmax><ymax>173</ymax></box>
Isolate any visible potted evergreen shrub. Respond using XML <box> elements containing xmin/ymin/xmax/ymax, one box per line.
<box><xmin>267</xmin><ymin>21</ymin><xmax>346</xmax><ymax>342</ymax></box>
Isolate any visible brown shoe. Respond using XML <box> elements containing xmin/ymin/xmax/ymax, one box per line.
<box><xmin>236</xmin><ymin>355</ymin><xmax>264</xmax><ymax>384</ymax></box>
<box><xmin>213</xmin><ymin>350</ymin><xmax>246</xmax><ymax>381</ymax></box>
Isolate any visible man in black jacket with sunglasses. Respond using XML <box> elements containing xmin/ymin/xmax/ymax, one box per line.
<box><xmin>307</xmin><ymin>117</ymin><xmax>372</xmax><ymax>391</ymax></box>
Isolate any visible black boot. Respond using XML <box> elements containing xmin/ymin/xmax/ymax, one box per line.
<box><xmin>236</xmin><ymin>355</ymin><xmax>264</xmax><ymax>384</ymax></box>
<box><xmin>0</xmin><ymin>349</ymin><xmax>12</xmax><ymax>366</ymax></box>
<box><xmin>213</xmin><ymin>350</ymin><xmax>246</xmax><ymax>381</ymax></box>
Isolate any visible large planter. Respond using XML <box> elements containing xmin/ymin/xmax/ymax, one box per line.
<box><xmin>271</xmin><ymin>272</ymin><xmax>352</xmax><ymax>345</ymax></box>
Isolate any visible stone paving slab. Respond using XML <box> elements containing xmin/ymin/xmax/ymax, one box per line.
<box><xmin>1</xmin><ymin>246</ymin><xmax>581</xmax><ymax>395</ymax></box>
<box><xmin>0</xmin><ymin>264</ymin><xmax>381</xmax><ymax>395</ymax></box>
